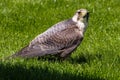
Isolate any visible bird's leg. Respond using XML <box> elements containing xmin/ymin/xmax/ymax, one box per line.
<box><xmin>59</xmin><ymin>44</ymin><xmax>78</xmax><ymax>59</ymax></box>
<box><xmin>59</xmin><ymin>36</ymin><xmax>83</xmax><ymax>60</ymax></box>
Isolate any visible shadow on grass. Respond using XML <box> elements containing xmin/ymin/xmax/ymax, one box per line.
<box><xmin>70</xmin><ymin>53</ymin><xmax>103</xmax><ymax>64</ymax></box>
<box><xmin>37</xmin><ymin>53</ymin><xmax>103</xmax><ymax>64</ymax></box>
<box><xmin>0</xmin><ymin>61</ymin><xmax>105</xmax><ymax>80</ymax></box>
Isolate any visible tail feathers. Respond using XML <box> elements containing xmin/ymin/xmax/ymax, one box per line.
<box><xmin>2</xmin><ymin>45</ymin><xmax>29</xmax><ymax>61</ymax></box>
<box><xmin>12</xmin><ymin>45</ymin><xmax>63</xmax><ymax>58</ymax></box>
<box><xmin>2</xmin><ymin>45</ymin><xmax>63</xmax><ymax>61</ymax></box>
<box><xmin>3</xmin><ymin>53</ymin><xmax>19</xmax><ymax>61</ymax></box>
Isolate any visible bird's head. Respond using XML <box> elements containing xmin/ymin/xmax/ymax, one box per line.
<box><xmin>72</xmin><ymin>9</ymin><xmax>89</xmax><ymax>23</ymax></box>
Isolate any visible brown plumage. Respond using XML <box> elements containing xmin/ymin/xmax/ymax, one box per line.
<box><xmin>8</xmin><ymin>9</ymin><xmax>89</xmax><ymax>59</ymax></box>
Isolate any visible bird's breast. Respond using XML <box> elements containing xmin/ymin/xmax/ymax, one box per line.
<box><xmin>75</xmin><ymin>21</ymin><xmax>86</xmax><ymax>36</ymax></box>
<box><xmin>76</xmin><ymin>21</ymin><xmax>85</xmax><ymax>31</ymax></box>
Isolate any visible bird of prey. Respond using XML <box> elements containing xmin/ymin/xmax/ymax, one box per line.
<box><xmin>8</xmin><ymin>9</ymin><xmax>89</xmax><ymax>59</ymax></box>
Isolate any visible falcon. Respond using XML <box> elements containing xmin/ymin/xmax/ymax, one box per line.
<box><xmin>8</xmin><ymin>9</ymin><xmax>89</xmax><ymax>59</ymax></box>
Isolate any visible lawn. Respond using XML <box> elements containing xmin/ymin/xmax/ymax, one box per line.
<box><xmin>0</xmin><ymin>0</ymin><xmax>120</xmax><ymax>80</ymax></box>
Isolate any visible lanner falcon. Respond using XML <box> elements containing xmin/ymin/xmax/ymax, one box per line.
<box><xmin>8</xmin><ymin>9</ymin><xmax>89</xmax><ymax>59</ymax></box>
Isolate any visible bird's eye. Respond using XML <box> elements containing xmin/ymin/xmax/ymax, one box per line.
<box><xmin>78</xmin><ymin>11</ymin><xmax>81</xmax><ymax>14</ymax></box>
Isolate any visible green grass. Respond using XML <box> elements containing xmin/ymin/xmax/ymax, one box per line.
<box><xmin>0</xmin><ymin>0</ymin><xmax>120</xmax><ymax>80</ymax></box>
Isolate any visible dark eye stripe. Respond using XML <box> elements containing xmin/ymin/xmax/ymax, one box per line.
<box><xmin>83</xmin><ymin>15</ymin><xmax>86</xmax><ymax>18</ymax></box>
